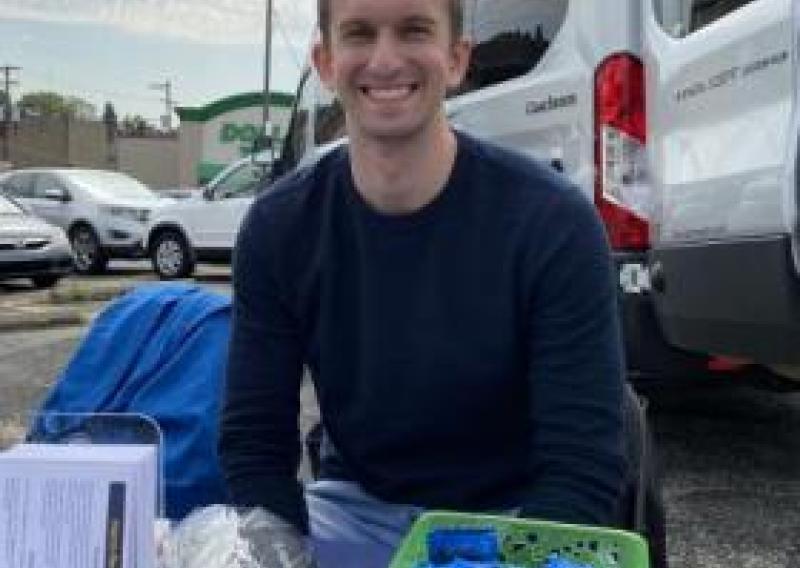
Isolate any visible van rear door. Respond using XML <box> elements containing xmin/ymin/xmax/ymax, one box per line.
<box><xmin>447</xmin><ymin>0</ymin><xmax>649</xmax><ymax>244</ymax></box>
<box><xmin>447</xmin><ymin>0</ymin><xmax>598</xmax><ymax>198</ymax></box>
<box><xmin>644</xmin><ymin>0</ymin><xmax>800</xmax><ymax>363</ymax></box>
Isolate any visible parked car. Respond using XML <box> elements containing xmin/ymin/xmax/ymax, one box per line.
<box><xmin>0</xmin><ymin>168</ymin><xmax>170</xmax><ymax>274</ymax></box>
<box><xmin>0</xmin><ymin>193</ymin><xmax>74</xmax><ymax>288</ymax></box>
<box><xmin>145</xmin><ymin>153</ymin><xmax>272</xmax><ymax>279</ymax></box>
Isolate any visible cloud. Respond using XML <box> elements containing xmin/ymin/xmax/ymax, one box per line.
<box><xmin>0</xmin><ymin>0</ymin><xmax>316</xmax><ymax>46</ymax></box>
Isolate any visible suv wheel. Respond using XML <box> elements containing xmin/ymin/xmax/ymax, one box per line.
<box><xmin>70</xmin><ymin>225</ymin><xmax>108</xmax><ymax>274</ymax></box>
<box><xmin>152</xmin><ymin>230</ymin><xmax>195</xmax><ymax>279</ymax></box>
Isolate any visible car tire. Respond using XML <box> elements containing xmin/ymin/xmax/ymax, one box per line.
<box><xmin>151</xmin><ymin>230</ymin><xmax>195</xmax><ymax>280</ymax></box>
<box><xmin>69</xmin><ymin>225</ymin><xmax>108</xmax><ymax>274</ymax></box>
<box><xmin>31</xmin><ymin>275</ymin><xmax>60</xmax><ymax>289</ymax></box>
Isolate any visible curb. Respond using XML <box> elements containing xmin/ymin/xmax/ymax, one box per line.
<box><xmin>0</xmin><ymin>306</ymin><xmax>89</xmax><ymax>332</ymax></box>
<box><xmin>48</xmin><ymin>281</ymin><xmax>139</xmax><ymax>304</ymax></box>
<box><xmin>0</xmin><ymin>280</ymin><xmax>140</xmax><ymax>332</ymax></box>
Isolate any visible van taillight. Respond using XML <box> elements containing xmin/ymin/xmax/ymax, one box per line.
<box><xmin>594</xmin><ymin>53</ymin><xmax>650</xmax><ymax>251</ymax></box>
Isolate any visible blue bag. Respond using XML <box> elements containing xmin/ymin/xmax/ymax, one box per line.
<box><xmin>30</xmin><ymin>283</ymin><xmax>231</xmax><ymax>519</ymax></box>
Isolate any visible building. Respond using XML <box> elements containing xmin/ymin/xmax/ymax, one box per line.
<box><xmin>176</xmin><ymin>91</ymin><xmax>294</xmax><ymax>186</ymax></box>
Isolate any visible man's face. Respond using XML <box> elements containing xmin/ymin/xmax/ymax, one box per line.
<box><xmin>313</xmin><ymin>0</ymin><xmax>470</xmax><ymax>143</ymax></box>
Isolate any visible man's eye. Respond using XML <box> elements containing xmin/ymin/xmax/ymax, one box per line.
<box><xmin>343</xmin><ymin>28</ymin><xmax>372</xmax><ymax>41</ymax></box>
<box><xmin>404</xmin><ymin>26</ymin><xmax>431</xmax><ymax>38</ymax></box>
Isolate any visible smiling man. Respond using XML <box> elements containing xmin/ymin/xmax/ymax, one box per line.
<box><xmin>220</xmin><ymin>0</ymin><xmax>627</xmax><ymax>566</ymax></box>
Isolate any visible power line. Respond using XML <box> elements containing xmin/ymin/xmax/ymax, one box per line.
<box><xmin>148</xmin><ymin>80</ymin><xmax>174</xmax><ymax>129</ymax></box>
<box><xmin>273</xmin><ymin>8</ymin><xmax>305</xmax><ymax>71</ymax></box>
<box><xmin>263</xmin><ymin>0</ymin><xmax>273</xmax><ymax>134</ymax></box>
<box><xmin>1</xmin><ymin>64</ymin><xmax>21</xmax><ymax>162</ymax></box>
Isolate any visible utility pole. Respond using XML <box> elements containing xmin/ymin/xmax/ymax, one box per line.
<box><xmin>1</xmin><ymin>65</ymin><xmax>21</xmax><ymax>162</ymax></box>
<box><xmin>149</xmin><ymin>80</ymin><xmax>174</xmax><ymax>130</ymax></box>
<box><xmin>262</xmin><ymin>0</ymin><xmax>273</xmax><ymax>156</ymax></box>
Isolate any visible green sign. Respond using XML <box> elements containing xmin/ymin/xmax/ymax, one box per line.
<box><xmin>220</xmin><ymin>122</ymin><xmax>260</xmax><ymax>144</ymax></box>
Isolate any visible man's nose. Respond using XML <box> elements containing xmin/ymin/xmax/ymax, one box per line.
<box><xmin>365</xmin><ymin>32</ymin><xmax>404</xmax><ymax>75</ymax></box>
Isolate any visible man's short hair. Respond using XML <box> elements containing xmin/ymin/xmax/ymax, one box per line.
<box><xmin>318</xmin><ymin>0</ymin><xmax>464</xmax><ymax>44</ymax></box>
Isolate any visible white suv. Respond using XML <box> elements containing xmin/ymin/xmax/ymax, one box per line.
<box><xmin>0</xmin><ymin>168</ymin><xmax>168</xmax><ymax>274</ymax></box>
<box><xmin>145</xmin><ymin>154</ymin><xmax>272</xmax><ymax>279</ymax></box>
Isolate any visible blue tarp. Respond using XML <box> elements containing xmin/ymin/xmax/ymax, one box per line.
<box><xmin>32</xmin><ymin>283</ymin><xmax>231</xmax><ymax>520</ymax></box>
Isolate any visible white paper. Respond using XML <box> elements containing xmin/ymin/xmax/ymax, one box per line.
<box><xmin>0</xmin><ymin>443</ymin><xmax>157</xmax><ymax>568</ymax></box>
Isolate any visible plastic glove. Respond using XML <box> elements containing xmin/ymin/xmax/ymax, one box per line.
<box><xmin>239</xmin><ymin>507</ymin><xmax>318</xmax><ymax>568</ymax></box>
<box><xmin>158</xmin><ymin>505</ymin><xmax>317</xmax><ymax>568</ymax></box>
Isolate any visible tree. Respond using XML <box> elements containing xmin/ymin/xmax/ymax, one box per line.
<box><xmin>102</xmin><ymin>102</ymin><xmax>117</xmax><ymax>126</ymax></box>
<box><xmin>0</xmin><ymin>91</ymin><xmax>8</xmax><ymax>122</ymax></box>
<box><xmin>121</xmin><ymin>114</ymin><xmax>150</xmax><ymax>136</ymax></box>
<box><xmin>19</xmin><ymin>91</ymin><xmax>96</xmax><ymax>118</ymax></box>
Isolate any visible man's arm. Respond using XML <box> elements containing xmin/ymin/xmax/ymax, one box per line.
<box><xmin>219</xmin><ymin>202</ymin><xmax>309</xmax><ymax>533</ymax></box>
<box><xmin>520</xmin><ymin>187</ymin><xmax>627</xmax><ymax>526</ymax></box>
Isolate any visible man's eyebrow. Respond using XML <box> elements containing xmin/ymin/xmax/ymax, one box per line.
<box><xmin>337</xmin><ymin>18</ymin><xmax>371</xmax><ymax>31</ymax></box>
<box><xmin>402</xmin><ymin>15</ymin><xmax>436</xmax><ymax>27</ymax></box>
<box><xmin>337</xmin><ymin>15</ymin><xmax>436</xmax><ymax>30</ymax></box>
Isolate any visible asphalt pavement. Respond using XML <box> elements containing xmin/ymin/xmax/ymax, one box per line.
<box><xmin>649</xmin><ymin>385</ymin><xmax>800</xmax><ymax>567</ymax></box>
<box><xmin>1</xmin><ymin>262</ymin><xmax>799</xmax><ymax>567</ymax></box>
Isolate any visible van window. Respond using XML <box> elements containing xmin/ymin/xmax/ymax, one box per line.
<box><xmin>457</xmin><ymin>0</ymin><xmax>568</xmax><ymax>94</ymax></box>
<box><xmin>280</xmin><ymin>70</ymin><xmax>314</xmax><ymax>173</ymax></box>
<box><xmin>314</xmin><ymin>87</ymin><xmax>345</xmax><ymax>147</ymax></box>
<box><xmin>654</xmin><ymin>0</ymin><xmax>756</xmax><ymax>38</ymax></box>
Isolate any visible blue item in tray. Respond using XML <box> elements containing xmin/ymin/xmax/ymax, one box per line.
<box><xmin>541</xmin><ymin>553</ymin><xmax>596</xmax><ymax>568</ymax></box>
<box><xmin>427</xmin><ymin>528</ymin><xmax>500</xmax><ymax>563</ymax></box>
<box><xmin>416</xmin><ymin>562</ymin><xmax>521</xmax><ymax>568</ymax></box>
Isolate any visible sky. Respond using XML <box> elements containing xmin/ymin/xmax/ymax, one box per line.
<box><xmin>0</xmin><ymin>0</ymin><xmax>317</xmax><ymax>124</ymax></box>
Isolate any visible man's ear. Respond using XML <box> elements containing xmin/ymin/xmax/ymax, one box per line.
<box><xmin>312</xmin><ymin>40</ymin><xmax>335</xmax><ymax>89</ymax></box>
<box><xmin>446</xmin><ymin>38</ymin><xmax>473</xmax><ymax>90</ymax></box>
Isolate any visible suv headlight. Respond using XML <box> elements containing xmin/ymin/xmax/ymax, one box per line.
<box><xmin>51</xmin><ymin>229</ymin><xmax>69</xmax><ymax>245</ymax></box>
<box><xmin>102</xmin><ymin>206</ymin><xmax>151</xmax><ymax>224</ymax></box>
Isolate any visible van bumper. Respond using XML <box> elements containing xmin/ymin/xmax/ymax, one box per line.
<box><xmin>648</xmin><ymin>234</ymin><xmax>800</xmax><ymax>365</ymax></box>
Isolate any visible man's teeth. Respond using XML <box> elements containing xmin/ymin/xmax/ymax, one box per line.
<box><xmin>364</xmin><ymin>86</ymin><xmax>414</xmax><ymax>100</ymax></box>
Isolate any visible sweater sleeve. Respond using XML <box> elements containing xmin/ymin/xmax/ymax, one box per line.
<box><xmin>519</xmin><ymin>186</ymin><xmax>627</xmax><ymax>526</ymax></box>
<box><xmin>219</xmin><ymin>200</ymin><xmax>309</xmax><ymax>533</ymax></box>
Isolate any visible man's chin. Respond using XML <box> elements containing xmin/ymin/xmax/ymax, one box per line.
<box><xmin>352</xmin><ymin>119</ymin><xmax>430</xmax><ymax>143</ymax></box>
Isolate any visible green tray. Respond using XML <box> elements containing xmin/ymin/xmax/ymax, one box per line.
<box><xmin>388</xmin><ymin>511</ymin><xmax>650</xmax><ymax>568</ymax></box>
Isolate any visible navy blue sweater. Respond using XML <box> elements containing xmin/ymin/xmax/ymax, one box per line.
<box><xmin>220</xmin><ymin>132</ymin><xmax>626</xmax><ymax>534</ymax></box>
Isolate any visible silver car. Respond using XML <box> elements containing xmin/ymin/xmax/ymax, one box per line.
<box><xmin>0</xmin><ymin>168</ymin><xmax>169</xmax><ymax>274</ymax></box>
<box><xmin>0</xmin><ymin>194</ymin><xmax>74</xmax><ymax>288</ymax></box>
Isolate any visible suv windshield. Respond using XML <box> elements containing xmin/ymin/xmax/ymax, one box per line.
<box><xmin>211</xmin><ymin>161</ymin><xmax>268</xmax><ymax>198</ymax></box>
<box><xmin>66</xmin><ymin>171</ymin><xmax>157</xmax><ymax>200</ymax></box>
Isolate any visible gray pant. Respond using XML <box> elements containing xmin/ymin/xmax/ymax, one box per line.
<box><xmin>306</xmin><ymin>480</ymin><xmax>520</xmax><ymax>568</ymax></box>
<box><xmin>306</xmin><ymin>480</ymin><xmax>424</xmax><ymax>568</ymax></box>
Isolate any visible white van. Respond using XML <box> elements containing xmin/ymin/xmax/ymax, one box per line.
<box><xmin>275</xmin><ymin>0</ymin><xmax>799</xmax><ymax>387</ymax></box>
<box><xmin>644</xmin><ymin>0</ymin><xmax>799</xmax><ymax>382</ymax></box>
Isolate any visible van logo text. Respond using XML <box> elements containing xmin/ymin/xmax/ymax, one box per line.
<box><xmin>675</xmin><ymin>50</ymin><xmax>788</xmax><ymax>103</ymax></box>
<box><xmin>526</xmin><ymin>93</ymin><xmax>577</xmax><ymax>115</ymax></box>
